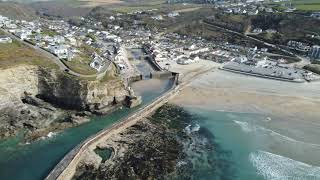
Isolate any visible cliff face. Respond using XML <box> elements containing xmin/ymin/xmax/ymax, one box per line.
<box><xmin>37</xmin><ymin>67</ymin><xmax>129</xmax><ymax>112</ymax></box>
<box><xmin>0</xmin><ymin>65</ymin><xmax>130</xmax><ymax>139</ymax></box>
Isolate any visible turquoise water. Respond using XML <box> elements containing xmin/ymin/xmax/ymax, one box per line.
<box><xmin>94</xmin><ymin>147</ymin><xmax>112</xmax><ymax>163</ymax></box>
<box><xmin>0</xmin><ymin>79</ymin><xmax>174</xmax><ymax>180</ymax></box>
<box><xmin>186</xmin><ymin>107</ymin><xmax>320</xmax><ymax>180</ymax></box>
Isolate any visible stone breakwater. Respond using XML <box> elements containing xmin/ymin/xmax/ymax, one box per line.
<box><xmin>45</xmin><ymin>74</ymin><xmax>180</xmax><ymax>180</ymax></box>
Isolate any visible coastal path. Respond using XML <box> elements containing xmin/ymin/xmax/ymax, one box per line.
<box><xmin>202</xmin><ymin>21</ymin><xmax>310</xmax><ymax>67</ymax></box>
<box><xmin>2</xmin><ymin>28</ymin><xmax>110</xmax><ymax>79</ymax></box>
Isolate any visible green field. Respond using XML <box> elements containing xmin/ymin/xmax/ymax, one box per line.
<box><xmin>62</xmin><ymin>56</ymin><xmax>96</xmax><ymax>76</ymax></box>
<box><xmin>293</xmin><ymin>0</ymin><xmax>320</xmax><ymax>11</ymax></box>
<box><xmin>295</xmin><ymin>4</ymin><xmax>320</xmax><ymax>11</ymax></box>
<box><xmin>270</xmin><ymin>0</ymin><xmax>320</xmax><ymax>11</ymax></box>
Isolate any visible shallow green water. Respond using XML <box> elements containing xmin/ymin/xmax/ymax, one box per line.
<box><xmin>94</xmin><ymin>147</ymin><xmax>112</xmax><ymax>163</ymax></box>
<box><xmin>0</xmin><ymin>79</ymin><xmax>173</xmax><ymax>180</ymax></box>
<box><xmin>185</xmin><ymin>107</ymin><xmax>320</xmax><ymax>180</ymax></box>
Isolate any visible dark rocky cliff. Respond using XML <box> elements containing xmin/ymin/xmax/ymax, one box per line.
<box><xmin>37</xmin><ymin>67</ymin><xmax>129</xmax><ymax>112</ymax></box>
<box><xmin>0</xmin><ymin>65</ymin><xmax>130</xmax><ymax>140</ymax></box>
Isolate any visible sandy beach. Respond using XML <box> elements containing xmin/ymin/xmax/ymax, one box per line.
<box><xmin>166</xmin><ymin>62</ymin><xmax>320</xmax><ymax>172</ymax></box>
<box><xmin>170</xmin><ymin>61</ymin><xmax>320</xmax><ymax>146</ymax></box>
<box><xmin>171</xmin><ymin>61</ymin><xmax>320</xmax><ymax>118</ymax></box>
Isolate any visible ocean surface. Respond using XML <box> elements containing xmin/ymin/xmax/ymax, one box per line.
<box><xmin>184</xmin><ymin>107</ymin><xmax>320</xmax><ymax>180</ymax></box>
<box><xmin>0</xmin><ymin>78</ymin><xmax>174</xmax><ymax>180</ymax></box>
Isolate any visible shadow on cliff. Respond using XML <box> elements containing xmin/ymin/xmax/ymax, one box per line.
<box><xmin>35</xmin><ymin>67</ymin><xmax>130</xmax><ymax>113</ymax></box>
<box><xmin>36</xmin><ymin>68</ymin><xmax>90</xmax><ymax>111</ymax></box>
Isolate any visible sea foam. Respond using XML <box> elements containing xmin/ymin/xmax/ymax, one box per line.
<box><xmin>233</xmin><ymin>120</ymin><xmax>254</xmax><ymax>133</ymax></box>
<box><xmin>249</xmin><ymin>150</ymin><xmax>320</xmax><ymax>180</ymax></box>
<box><xmin>233</xmin><ymin>120</ymin><xmax>320</xmax><ymax>148</ymax></box>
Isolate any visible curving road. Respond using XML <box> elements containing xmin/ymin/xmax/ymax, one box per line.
<box><xmin>2</xmin><ymin>28</ymin><xmax>110</xmax><ymax>78</ymax></box>
<box><xmin>203</xmin><ymin>21</ymin><xmax>310</xmax><ymax>67</ymax></box>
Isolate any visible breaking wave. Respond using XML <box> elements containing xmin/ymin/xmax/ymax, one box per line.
<box><xmin>233</xmin><ymin>120</ymin><xmax>253</xmax><ymax>133</ymax></box>
<box><xmin>232</xmin><ymin>120</ymin><xmax>320</xmax><ymax>148</ymax></box>
<box><xmin>249</xmin><ymin>151</ymin><xmax>320</xmax><ymax>180</ymax></box>
<box><xmin>184</xmin><ymin>123</ymin><xmax>201</xmax><ymax>135</ymax></box>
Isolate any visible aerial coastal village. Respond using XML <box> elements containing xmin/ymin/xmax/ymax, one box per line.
<box><xmin>0</xmin><ymin>0</ymin><xmax>320</xmax><ymax>179</ymax></box>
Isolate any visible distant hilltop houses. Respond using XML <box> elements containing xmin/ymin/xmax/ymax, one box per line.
<box><xmin>0</xmin><ymin>14</ymin><xmax>127</xmax><ymax>72</ymax></box>
<box><xmin>311</xmin><ymin>12</ymin><xmax>320</xmax><ymax>19</ymax></box>
<box><xmin>167</xmin><ymin>0</ymin><xmax>274</xmax><ymax>4</ymax></box>
<box><xmin>167</xmin><ymin>0</ymin><xmax>216</xmax><ymax>4</ymax></box>
<box><xmin>309</xmin><ymin>45</ymin><xmax>320</xmax><ymax>60</ymax></box>
<box><xmin>0</xmin><ymin>35</ymin><xmax>12</xmax><ymax>43</ymax></box>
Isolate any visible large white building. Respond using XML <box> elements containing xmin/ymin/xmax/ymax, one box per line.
<box><xmin>48</xmin><ymin>45</ymin><xmax>69</xmax><ymax>59</ymax></box>
<box><xmin>0</xmin><ymin>36</ymin><xmax>12</xmax><ymax>43</ymax></box>
<box><xmin>90</xmin><ymin>55</ymin><xmax>105</xmax><ymax>71</ymax></box>
<box><xmin>309</xmin><ymin>45</ymin><xmax>320</xmax><ymax>60</ymax></box>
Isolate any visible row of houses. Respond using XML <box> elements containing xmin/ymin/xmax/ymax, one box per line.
<box><xmin>286</xmin><ymin>41</ymin><xmax>320</xmax><ymax>59</ymax></box>
<box><xmin>252</xmin><ymin>28</ymin><xmax>277</xmax><ymax>34</ymax></box>
<box><xmin>0</xmin><ymin>35</ymin><xmax>12</xmax><ymax>43</ymax></box>
<box><xmin>287</xmin><ymin>40</ymin><xmax>311</xmax><ymax>52</ymax></box>
<box><xmin>0</xmin><ymin>14</ymin><xmax>126</xmax><ymax>72</ymax></box>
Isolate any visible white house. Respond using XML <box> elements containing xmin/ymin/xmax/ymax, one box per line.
<box><xmin>35</xmin><ymin>34</ymin><xmax>42</xmax><ymax>41</ymax></box>
<box><xmin>266</xmin><ymin>29</ymin><xmax>277</xmax><ymax>33</ymax></box>
<box><xmin>43</xmin><ymin>35</ymin><xmax>54</xmax><ymax>43</ymax></box>
<box><xmin>0</xmin><ymin>36</ymin><xmax>12</xmax><ymax>43</ymax></box>
<box><xmin>15</xmin><ymin>32</ymin><xmax>28</xmax><ymax>40</ymax></box>
<box><xmin>109</xmin><ymin>16</ymin><xmax>115</xmax><ymax>21</ymax></box>
<box><xmin>49</xmin><ymin>45</ymin><xmax>68</xmax><ymax>59</ymax></box>
<box><xmin>168</xmin><ymin>12</ymin><xmax>179</xmax><ymax>17</ymax></box>
<box><xmin>248</xmin><ymin>10</ymin><xmax>259</xmax><ymax>15</ymax></box>
<box><xmin>253</xmin><ymin>28</ymin><xmax>263</xmax><ymax>34</ymax></box>
<box><xmin>90</xmin><ymin>56</ymin><xmax>105</xmax><ymax>71</ymax></box>
<box><xmin>53</xmin><ymin>35</ymin><xmax>65</xmax><ymax>44</ymax></box>
<box><xmin>5</xmin><ymin>23</ymin><xmax>17</xmax><ymax>29</ymax></box>
<box><xmin>234</xmin><ymin>56</ymin><xmax>248</xmax><ymax>63</ymax></box>
<box><xmin>151</xmin><ymin>15</ymin><xmax>163</xmax><ymax>20</ymax></box>
<box><xmin>67</xmin><ymin>37</ymin><xmax>77</xmax><ymax>46</ymax></box>
<box><xmin>256</xmin><ymin>59</ymin><xmax>277</xmax><ymax>67</ymax></box>
<box><xmin>0</xmin><ymin>15</ymin><xmax>9</xmax><ymax>25</ymax></box>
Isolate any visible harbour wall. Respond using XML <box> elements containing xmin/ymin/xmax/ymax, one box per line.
<box><xmin>45</xmin><ymin>73</ymin><xmax>180</xmax><ymax>180</ymax></box>
<box><xmin>150</xmin><ymin>71</ymin><xmax>174</xmax><ymax>79</ymax></box>
<box><xmin>142</xmin><ymin>45</ymin><xmax>163</xmax><ymax>71</ymax></box>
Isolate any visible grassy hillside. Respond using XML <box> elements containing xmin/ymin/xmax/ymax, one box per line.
<box><xmin>0</xmin><ymin>2</ymin><xmax>37</xmax><ymax>20</ymax></box>
<box><xmin>303</xmin><ymin>64</ymin><xmax>320</xmax><ymax>75</ymax></box>
<box><xmin>292</xmin><ymin>0</ymin><xmax>320</xmax><ymax>11</ymax></box>
<box><xmin>270</xmin><ymin>0</ymin><xmax>320</xmax><ymax>11</ymax></box>
<box><xmin>0</xmin><ymin>38</ymin><xmax>58</xmax><ymax>69</ymax></box>
<box><xmin>250</xmin><ymin>13</ymin><xmax>320</xmax><ymax>45</ymax></box>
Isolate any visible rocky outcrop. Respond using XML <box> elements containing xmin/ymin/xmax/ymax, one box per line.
<box><xmin>0</xmin><ymin>65</ymin><xmax>131</xmax><ymax>139</ymax></box>
<box><xmin>72</xmin><ymin>104</ymin><xmax>235</xmax><ymax>180</ymax></box>
<box><xmin>71</xmin><ymin>104</ymin><xmax>206</xmax><ymax>180</ymax></box>
<box><xmin>72</xmin><ymin>104</ymin><xmax>236</xmax><ymax>180</ymax></box>
<box><xmin>37</xmin><ymin>67</ymin><xmax>129</xmax><ymax>112</ymax></box>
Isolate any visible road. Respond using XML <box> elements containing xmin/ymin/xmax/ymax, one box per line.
<box><xmin>203</xmin><ymin>21</ymin><xmax>310</xmax><ymax>67</ymax></box>
<box><xmin>2</xmin><ymin>29</ymin><xmax>110</xmax><ymax>78</ymax></box>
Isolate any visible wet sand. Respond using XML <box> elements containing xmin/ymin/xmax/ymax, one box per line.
<box><xmin>172</xmin><ymin>70</ymin><xmax>320</xmax><ymax>120</ymax></box>
<box><xmin>170</xmin><ymin>68</ymin><xmax>320</xmax><ymax>157</ymax></box>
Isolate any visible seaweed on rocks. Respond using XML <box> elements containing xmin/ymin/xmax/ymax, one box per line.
<box><xmin>73</xmin><ymin>104</ymin><xmax>235</xmax><ymax>180</ymax></box>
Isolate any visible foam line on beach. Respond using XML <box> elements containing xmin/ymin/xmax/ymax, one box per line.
<box><xmin>249</xmin><ymin>150</ymin><xmax>320</xmax><ymax>180</ymax></box>
<box><xmin>232</xmin><ymin>120</ymin><xmax>320</xmax><ymax>148</ymax></box>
